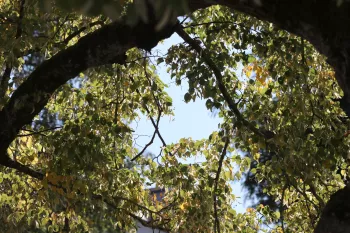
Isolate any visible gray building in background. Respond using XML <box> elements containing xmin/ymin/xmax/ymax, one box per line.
<box><xmin>135</xmin><ymin>187</ymin><xmax>167</xmax><ymax>233</ymax></box>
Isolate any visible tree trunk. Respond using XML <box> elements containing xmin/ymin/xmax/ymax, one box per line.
<box><xmin>314</xmin><ymin>186</ymin><xmax>350</xmax><ymax>233</ymax></box>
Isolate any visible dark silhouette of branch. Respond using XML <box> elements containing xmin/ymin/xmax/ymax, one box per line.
<box><xmin>286</xmin><ymin>176</ymin><xmax>319</xmax><ymax>211</ymax></box>
<box><xmin>92</xmin><ymin>193</ymin><xmax>173</xmax><ymax>231</ymax></box>
<box><xmin>15</xmin><ymin>0</ymin><xmax>25</xmax><ymax>39</ymax></box>
<box><xmin>0</xmin><ymin>156</ymin><xmax>44</xmax><ymax>180</ymax></box>
<box><xmin>0</xmin><ymin>64</ymin><xmax>12</xmax><ymax>99</ymax></box>
<box><xmin>129</xmin><ymin>75</ymin><xmax>171</xmax><ymax>156</ymax></box>
<box><xmin>18</xmin><ymin>126</ymin><xmax>62</xmax><ymax>137</ymax></box>
<box><xmin>0</xmin><ymin>11</ymin><xmax>177</xmax><ymax>162</ymax></box>
<box><xmin>0</xmin><ymin>4</ymin><xmax>350</xmax><ymax>232</ymax></box>
<box><xmin>309</xmin><ymin>182</ymin><xmax>325</xmax><ymax>208</ymax></box>
<box><xmin>314</xmin><ymin>186</ymin><xmax>350</xmax><ymax>233</ymax></box>
<box><xmin>131</xmin><ymin>112</ymin><xmax>161</xmax><ymax>161</ymax></box>
<box><xmin>123</xmin><ymin>210</ymin><xmax>170</xmax><ymax>232</ymax></box>
<box><xmin>175</xmin><ymin>24</ymin><xmax>275</xmax><ymax>139</ymax></box>
<box><xmin>0</xmin><ymin>156</ymin><xmax>172</xmax><ymax>231</ymax></box>
<box><xmin>213</xmin><ymin>137</ymin><xmax>230</xmax><ymax>233</ymax></box>
<box><xmin>1</xmin><ymin>0</ymin><xmax>350</xmax><ymax>177</ymax></box>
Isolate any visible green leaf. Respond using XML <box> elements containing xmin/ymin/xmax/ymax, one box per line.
<box><xmin>184</xmin><ymin>92</ymin><xmax>191</xmax><ymax>103</ymax></box>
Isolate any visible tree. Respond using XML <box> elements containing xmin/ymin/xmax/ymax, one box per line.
<box><xmin>1</xmin><ymin>0</ymin><xmax>350</xmax><ymax>232</ymax></box>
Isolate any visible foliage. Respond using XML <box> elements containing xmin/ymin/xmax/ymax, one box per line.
<box><xmin>0</xmin><ymin>0</ymin><xmax>349</xmax><ymax>232</ymax></box>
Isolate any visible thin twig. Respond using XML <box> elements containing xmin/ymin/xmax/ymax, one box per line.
<box><xmin>57</xmin><ymin>20</ymin><xmax>105</xmax><ymax>45</ymax></box>
<box><xmin>182</xmin><ymin>21</ymin><xmax>260</xmax><ymax>33</ymax></box>
<box><xmin>131</xmin><ymin>112</ymin><xmax>161</xmax><ymax>161</ymax></box>
<box><xmin>288</xmin><ymin>177</ymin><xmax>319</xmax><ymax>210</ymax></box>
<box><xmin>129</xmin><ymin>75</ymin><xmax>171</xmax><ymax>155</ymax></box>
<box><xmin>18</xmin><ymin>126</ymin><xmax>62</xmax><ymax>137</ymax></box>
<box><xmin>0</xmin><ymin>154</ymin><xmax>172</xmax><ymax>231</ymax></box>
<box><xmin>143</xmin><ymin>57</ymin><xmax>164</xmax><ymax>113</ymax></box>
<box><xmin>281</xmin><ymin>184</ymin><xmax>287</xmax><ymax>232</ymax></box>
<box><xmin>308</xmin><ymin>182</ymin><xmax>325</xmax><ymax>208</ymax></box>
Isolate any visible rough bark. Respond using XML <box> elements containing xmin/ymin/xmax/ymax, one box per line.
<box><xmin>0</xmin><ymin>16</ymin><xmax>177</xmax><ymax>162</ymax></box>
<box><xmin>314</xmin><ymin>186</ymin><xmax>350</xmax><ymax>233</ymax></box>
<box><xmin>1</xmin><ymin>0</ymin><xmax>350</xmax><ymax>231</ymax></box>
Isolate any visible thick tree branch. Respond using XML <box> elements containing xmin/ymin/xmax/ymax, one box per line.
<box><xmin>0</xmin><ymin>64</ymin><xmax>12</xmax><ymax>99</ymax></box>
<box><xmin>15</xmin><ymin>0</ymin><xmax>25</xmax><ymax>39</ymax></box>
<box><xmin>0</xmin><ymin>13</ymin><xmax>177</xmax><ymax>162</ymax></box>
<box><xmin>2</xmin><ymin>2</ymin><xmax>350</xmax><ymax>231</ymax></box>
<box><xmin>0</xmin><ymin>155</ymin><xmax>171</xmax><ymax>231</ymax></box>
<box><xmin>1</xmin><ymin>0</ymin><xmax>350</xmax><ymax>174</ymax></box>
<box><xmin>189</xmin><ymin>0</ymin><xmax>350</xmax><ymax>115</ymax></box>
<box><xmin>0</xmin><ymin>157</ymin><xmax>44</xmax><ymax>180</ymax></box>
<box><xmin>314</xmin><ymin>186</ymin><xmax>350</xmax><ymax>233</ymax></box>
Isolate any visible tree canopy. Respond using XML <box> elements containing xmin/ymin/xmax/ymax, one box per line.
<box><xmin>1</xmin><ymin>0</ymin><xmax>350</xmax><ymax>232</ymax></box>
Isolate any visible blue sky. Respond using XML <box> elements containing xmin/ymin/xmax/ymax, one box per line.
<box><xmin>131</xmin><ymin>34</ymin><xmax>248</xmax><ymax>213</ymax></box>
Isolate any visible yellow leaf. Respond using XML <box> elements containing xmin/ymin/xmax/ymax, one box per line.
<box><xmin>246</xmin><ymin>70</ymin><xmax>252</xmax><ymax>78</ymax></box>
<box><xmin>255</xmin><ymin>66</ymin><xmax>267</xmax><ymax>85</ymax></box>
<box><xmin>244</xmin><ymin>65</ymin><xmax>253</xmax><ymax>78</ymax></box>
<box><xmin>256</xmin><ymin>66</ymin><xmax>262</xmax><ymax>76</ymax></box>
<box><xmin>179</xmin><ymin>202</ymin><xmax>187</xmax><ymax>210</ymax></box>
<box><xmin>26</xmin><ymin>137</ymin><xmax>33</xmax><ymax>148</ymax></box>
<box><xmin>17</xmin><ymin>200</ymin><xmax>26</xmax><ymax>208</ymax></box>
<box><xmin>31</xmin><ymin>157</ymin><xmax>39</xmax><ymax>165</ymax></box>
<box><xmin>341</xmin><ymin>169</ymin><xmax>346</xmax><ymax>176</ymax></box>
<box><xmin>253</xmin><ymin>153</ymin><xmax>260</xmax><ymax>160</ymax></box>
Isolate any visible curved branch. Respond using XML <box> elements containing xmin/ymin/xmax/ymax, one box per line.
<box><xmin>129</xmin><ymin>75</ymin><xmax>171</xmax><ymax>155</ymax></box>
<box><xmin>0</xmin><ymin>11</ymin><xmax>177</xmax><ymax>162</ymax></box>
<box><xmin>0</xmin><ymin>3</ymin><xmax>350</xmax><ymax>214</ymax></box>
<box><xmin>175</xmin><ymin>24</ymin><xmax>275</xmax><ymax>139</ymax></box>
<box><xmin>213</xmin><ymin>137</ymin><xmax>230</xmax><ymax>233</ymax></box>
